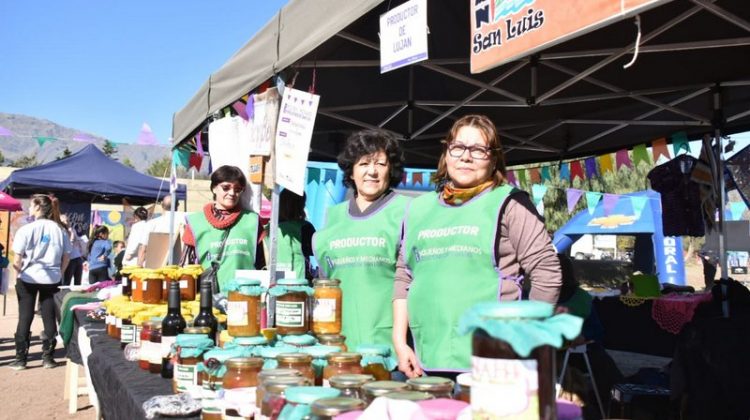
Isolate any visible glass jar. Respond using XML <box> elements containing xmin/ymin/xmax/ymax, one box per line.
<box><xmin>257</xmin><ymin>368</ymin><xmax>304</xmax><ymax>410</ymax></box>
<box><xmin>312</xmin><ymin>279</ymin><xmax>342</xmax><ymax>335</ymax></box>
<box><xmin>272</xmin><ymin>278</ymin><xmax>312</xmax><ymax>335</ymax></box>
<box><xmin>328</xmin><ymin>374</ymin><xmax>374</xmax><ymax>400</ymax></box>
<box><xmin>362</xmin><ymin>381</ymin><xmax>409</xmax><ymax>404</ymax></box>
<box><xmin>142</xmin><ymin>273</ymin><xmax>165</xmax><ymax>304</ymax></box>
<box><xmin>303</xmin><ymin>346</ymin><xmax>342</xmax><ymax>386</ymax></box>
<box><xmin>227</xmin><ymin>279</ymin><xmax>264</xmax><ymax>337</ymax></box>
<box><xmin>310</xmin><ymin>397</ymin><xmax>366</xmax><ymax>419</ymax></box>
<box><xmin>456</xmin><ymin>373</ymin><xmax>471</xmax><ymax>403</ymax></box>
<box><xmin>222</xmin><ymin>357</ymin><xmax>264</xmax><ymax>420</ymax></box>
<box><xmin>130</xmin><ymin>270</ymin><xmax>144</xmax><ymax>302</ymax></box>
<box><xmin>148</xmin><ymin>324</ymin><xmax>163</xmax><ymax>374</ymax></box>
<box><xmin>120</xmin><ymin>266</ymin><xmax>135</xmax><ymax>297</ymax></box>
<box><xmin>406</xmin><ymin>376</ymin><xmax>454</xmax><ymax>399</ymax></box>
<box><xmin>173</xmin><ymin>334</ymin><xmax>215</xmax><ymax>395</ymax></box>
<box><xmin>316</xmin><ymin>334</ymin><xmax>347</xmax><ymax>352</ymax></box>
<box><xmin>276</xmin><ymin>353</ymin><xmax>316</xmax><ymax>385</ymax></box>
<box><xmin>106</xmin><ymin>311</ymin><xmax>118</xmax><ymax>338</ymax></box>
<box><xmin>232</xmin><ymin>336</ymin><xmax>268</xmax><ymax>354</ymax></box>
<box><xmin>139</xmin><ymin>321</ymin><xmax>154</xmax><ymax>370</ymax></box>
<box><xmin>120</xmin><ymin>317</ymin><xmax>135</xmax><ymax>349</ymax></box>
<box><xmin>260</xmin><ymin>376</ymin><xmax>311</xmax><ymax>420</ymax></box>
<box><xmin>383</xmin><ymin>391</ymin><xmax>434</xmax><ymax>402</ymax></box>
<box><xmin>356</xmin><ymin>345</ymin><xmax>392</xmax><ymax>381</ymax></box>
<box><xmin>323</xmin><ymin>353</ymin><xmax>364</xmax><ymax>387</ymax></box>
<box><xmin>178</xmin><ymin>270</ymin><xmax>196</xmax><ymax>301</ymax></box>
<box><xmin>280</xmin><ymin>387</ymin><xmax>341</xmax><ymax>419</ymax></box>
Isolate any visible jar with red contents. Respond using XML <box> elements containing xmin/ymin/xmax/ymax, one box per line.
<box><xmin>148</xmin><ymin>322</ymin><xmax>163</xmax><ymax>374</ymax></box>
<box><xmin>139</xmin><ymin>321</ymin><xmax>155</xmax><ymax>370</ymax></box>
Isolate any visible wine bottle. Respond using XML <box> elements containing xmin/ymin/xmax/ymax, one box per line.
<box><xmin>161</xmin><ymin>281</ymin><xmax>186</xmax><ymax>378</ymax></box>
<box><xmin>193</xmin><ymin>281</ymin><xmax>218</xmax><ymax>344</ymax></box>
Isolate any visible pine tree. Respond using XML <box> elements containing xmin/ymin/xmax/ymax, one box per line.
<box><xmin>57</xmin><ymin>147</ymin><xmax>73</xmax><ymax>160</ymax></box>
<box><xmin>102</xmin><ymin>140</ymin><xmax>118</xmax><ymax>158</ymax></box>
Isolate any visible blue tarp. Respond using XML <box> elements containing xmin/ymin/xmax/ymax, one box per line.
<box><xmin>0</xmin><ymin>144</ymin><xmax>186</xmax><ymax>204</ymax></box>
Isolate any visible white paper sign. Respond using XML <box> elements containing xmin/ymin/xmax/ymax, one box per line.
<box><xmin>274</xmin><ymin>88</ymin><xmax>320</xmax><ymax>195</ymax></box>
<box><xmin>380</xmin><ymin>0</ymin><xmax>428</xmax><ymax>73</ymax></box>
<box><xmin>247</xmin><ymin>88</ymin><xmax>281</xmax><ymax>156</ymax></box>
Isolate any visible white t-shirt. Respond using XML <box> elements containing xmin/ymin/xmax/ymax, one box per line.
<box><xmin>13</xmin><ymin>219</ymin><xmax>71</xmax><ymax>285</ymax></box>
<box><xmin>122</xmin><ymin>220</ymin><xmax>150</xmax><ymax>267</ymax></box>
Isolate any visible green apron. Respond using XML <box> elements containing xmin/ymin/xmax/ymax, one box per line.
<box><xmin>403</xmin><ymin>185</ymin><xmax>514</xmax><ymax>370</ymax></box>
<box><xmin>187</xmin><ymin>210</ymin><xmax>259</xmax><ymax>292</ymax></box>
<box><xmin>313</xmin><ymin>194</ymin><xmax>409</xmax><ymax>352</ymax></box>
<box><xmin>264</xmin><ymin>220</ymin><xmax>306</xmax><ymax>279</ymax></box>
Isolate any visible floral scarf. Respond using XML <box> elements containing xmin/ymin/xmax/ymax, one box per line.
<box><xmin>441</xmin><ymin>180</ymin><xmax>494</xmax><ymax>206</ymax></box>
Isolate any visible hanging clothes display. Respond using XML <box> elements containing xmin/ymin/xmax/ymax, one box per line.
<box><xmin>726</xmin><ymin>144</ymin><xmax>750</xmax><ymax>209</ymax></box>
<box><xmin>647</xmin><ymin>154</ymin><xmax>705</xmax><ymax>237</ymax></box>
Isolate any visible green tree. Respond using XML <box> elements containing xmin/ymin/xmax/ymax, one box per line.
<box><xmin>0</xmin><ymin>149</ymin><xmax>5</xmax><ymax>164</ymax></box>
<box><xmin>102</xmin><ymin>140</ymin><xmax>118</xmax><ymax>158</ymax></box>
<box><xmin>122</xmin><ymin>157</ymin><xmax>135</xmax><ymax>168</ymax></box>
<box><xmin>57</xmin><ymin>147</ymin><xmax>73</xmax><ymax>160</ymax></box>
<box><xmin>146</xmin><ymin>157</ymin><xmax>171</xmax><ymax>177</ymax></box>
<box><xmin>13</xmin><ymin>155</ymin><xmax>39</xmax><ymax>168</ymax></box>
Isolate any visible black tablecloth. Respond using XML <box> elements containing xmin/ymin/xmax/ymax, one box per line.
<box><xmin>593</xmin><ymin>297</ymin><xmax>678</xmax><ymax>357</ymax></box>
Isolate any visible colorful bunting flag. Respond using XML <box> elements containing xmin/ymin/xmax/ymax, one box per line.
<box><xmin>188</xmin><ymin>152</ymin><xmax>203</xmax><ymax>170</ymax></box>
<box><xmin>531</xmin><ymin>184</ymin><xmax>547</xmax><ymax>206</ymax></box>
<box><xmin>632</xmin><ymin>144</ymin><xmax>650</xmax><ymax>167</ymax></box>
<box><xmin>0</xmin><ymin>126</ymin><xmax>13</xmax><ymax>136</ymax></box>
<box><xmin>729</xmin><ymin>202</ymin><xmax>746</xmax><ymax>221</ymax></box>
<box><xmin>570</xmin><ymin>160</ymin><xmax>584</xmax><ymax>181</ymax></box>
<box><xmin>307</xmin><ymin>167</ymin><xmax>321</xmax><ymax>184</ymax></box>
<box><xmin>566</xmin><ymin>188</ymin><xmax>583</xmax><ymax>213</ymax></box>
<box><xmin>599</xmin><ymin>153</ymin><xmax>614</xmax><ymax>174</ymax></box>
<box><xmin>73</xmin><ymin>133</ymin><xmax>94</xmax><ymax>143</ymax></box>
<box><xmin>136</xmin><ymin>122</ymin><xmax>159</xmax><ymax>145</ymax></box>
<box><xmin>246</xmin><ymin>95</ymin><xmax>255</xmax><ymax>120</ymax></box>
<box><xmin>232</xmin><ymin>100</ymin><xmax>249</xmax><ymax>120</ymax></box>
<box><xmin>651</xmin><ymin>137</ymin><xmax>671</xmax><ymax>162</ymax></box>
<box><xmin>615</xmin><ymin>149</ymin><xmax>632</xmax><ymax>169</ymax></box>
<box><xmin>196</xmin><ymin>131</ymin><xmax>204</xmax><ymax>157</ymax></box>
<box><xmin>516</xmin><ymin>169</ymin><xmax>527</xmax><ymax>187</ymax></box>
<box><xmin>169</xmin><ymin>161</ymin><xmax>177</xmax><ymax>193</ymax></box>
<box><xmin>529</xmin><ymin>167</ymin><xmax>541</xmax><ymax>184</ymax></box>
<box><xmin>540</xmin><ymin>166</ymin><xmax>551</xmax><ymax>183</ymax></box>
<box><xmin>401</xmin><ymin>172</ymin><xmax>407</xmax><ymax>185</ymax></box>
<box><xmin>603</xmin><ymin>193</ymin><xmax>619</xmax><ymax>216</ymax></box>
<box><xmin>630</xmin><ymin>195</ymin><xmax>648</xmax><ymax>219</ymax></box>
<box><xmin>671</xmin><ymin>131</ymin><xmax>690</xmax><ymax>155</ymax></box>
<box><xmin>585</xmin><ymin>192</ymin><xmax>602</xmax><ymax>215</ymax></box>
<box><xmin>559</xmin><ymin>163</ymin><xmax>570</xmax><ymax>181</ymax></box>
<box><xmin>35</xmin><ymin>136</ymin><xmax>56</xmax><ymax>147</ymax></box>
<box><xmin>584</xmin><ymin>157</ymin><xmax>598</xmax><ymax>179</ymax></box>
<box><xmin>323</xmin><ymin>168</ymin><xmax>337</xmax><ymax>184</ymax></box>
<box><xmin>172</xmin><ymin>148</ymin><xmax>190</xmax><ymax>169</ymax></box>
<box><xmin>506</xmin><ymin>170</ymin><xmax>517</xmax><ymax>186</ymax></box>
<box><xmin>412</xmin><ymin>172</ymin><xmax>424</xmax><ymax>185</ymax></box>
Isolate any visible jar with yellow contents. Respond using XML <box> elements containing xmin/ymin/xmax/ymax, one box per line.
<box><xmin>276</xmin><ymin>353</ymin><xmax>316</xmax><ymax>385</ymax></box>
<box><xmin>312</xmin><ymin>279</ymin><xmax>342</xmax><ymax>335</ymax></box>
<box><xmin>356</xmin><ymin>344</ymin><xmax>397</xmax><ymax>381</ymax></box>
<box><xmin>222</xmin><ymin>357</ymin><xmax>264</xmax><ymax>420</ymax></box>
<box><xmin>225</xmin><ymin>278</ymin><xmax>265</xmax><ymax>337</ymax></box>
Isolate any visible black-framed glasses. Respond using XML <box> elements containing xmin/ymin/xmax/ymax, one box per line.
<box><xmin>447</xmin><ymin>143</ymin><xmax>493</xmax><ymax>160</ymax></box>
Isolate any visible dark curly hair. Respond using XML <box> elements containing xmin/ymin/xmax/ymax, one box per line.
<box><xmin>337</xmin><ymin>129</ymin><xmax>404</xmax><ymax>190</ymax></box>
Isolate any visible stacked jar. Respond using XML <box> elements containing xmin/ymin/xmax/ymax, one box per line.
<box><xmin>278</xmin><ymin>387</ymin><xmax>341</xmax><ymax>419</ymax></box>
<box><xmin>316</xmin><ymin>334</ymin><xmax>347</xmax><ymax>352</ymax></box>
<box><xmin>322</xmin><ymin>353</ymin><xmax>364</xmax><ymax>387</ymax></box>
<box><xmin>356</xmin><ymin>345</ymin><xmax>395</xmax><ymax>381</ymax></box>
<box><xmin>225</xmin><ymin>278</ymin><xmax>265</xmax><ymax>338</ymax></box>
<box><xmin>310</xmin><ymin>397</ymin><xmax>367</xmax><ymax>419</ymax></box>
<box><xmin>312</xmin><ymin>279</ymin><xmax>342</xmax><ymax>335</ymax></box>
<box><xmin>257</xmin><ymin>369</ymin><xmax>305</xmax><ymax>413</ymax></box>
<box><xmin>222</xmin><ymin>357</ymin><xmax>264</xmax><ymax>420</ymax></box>
<box><xmin>142</xmin><ymin>271</ymin><xmax>165</xmax><ymax>304</ymax></box>
<box><xmin>328</xmin><ymin>374</ymin><xmax>374</xmax><ymax>400</ymax></box>
<box><xmin>303</xmin><ymin>345</ymin><xmax>342</xmax><ymax>386</ymax></box>
<box><xmin>172</xmin><ymin>333</ymin><xmax>215</xmax><ymax>396</ymax></box>
<box><xmin>270</xmin><ymin>278</ymin><xmax>313</xmax><ymax>335</ymax></box>
<box><xmin>406</xmin><ymin>376</ymin><xmax>455</xmax><ymax>399</ymax></box>
<box><xmin>276</xmin><ymin>353</ymin><xmax>316</xmax><ymax>385</ymax></box>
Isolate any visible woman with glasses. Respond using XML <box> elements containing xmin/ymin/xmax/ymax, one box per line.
<box><xmin>392</xmin><ymin>114</ymin><xmax>562</xmax><ymax>377</ymax></box>
<box><xmin>314</xmin><ymin>129</ymin><xmax>409</xmax><ymax>352</ymax></box>
<box><xmin>183</xmin><ymin>165</ymin><xmax>264</xmax><ymax>291</ymax></box>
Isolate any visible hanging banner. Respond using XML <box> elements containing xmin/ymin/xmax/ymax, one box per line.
<box><xmin>470</xmin><ymin>0</ymin><xmax>669</xmax><ymax>73</ymax></box>
<box><xmin>248</xmin><ymin>88</ymin><xmax>281</xmax><ymax>156</ymax></box>
<box><xmin>380</xmin><ymin>0</ymin><xmax>429</xmax><ymax>73</ymax></box>
<box><xmin>275</xmin><ymin>88</ymin><xmax>321</xmax><ymax>196</ymax></box>
<box><xmin>59</xmin><ymin>201</ymin><xmax>91</xmax><ymax>238</ymax></box>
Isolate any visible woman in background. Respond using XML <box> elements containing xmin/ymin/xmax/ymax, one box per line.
<box><xmin>87</xmin><ymin>225</ymin><xmax>111</xmax><ymax>284</ymax></box>
<box><xmin>265</xmin><ymin>189</ymin><xmax>316</xmax><ymax>281</ymax></box>
<box><xmin>60</xmin><ymin>214</ymin><xmax>86</xmax><ymax>286</ymax></box>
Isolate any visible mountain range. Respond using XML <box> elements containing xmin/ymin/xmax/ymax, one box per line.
<box><xmin>0</xmin><ymin>113</ymin><xmax>172</xmax><ymax>173</ymax></box>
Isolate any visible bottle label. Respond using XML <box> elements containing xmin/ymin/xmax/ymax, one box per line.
<box><xmin>223</xmin><ymin>387</ymin><xmax>257</xmax><ymax>419</ymax></box>
<box><xmin>313</xmin><ymin>298</ymin><xmax>337</xmax><ymax>323</ymax></box>
<box><xmin>227</xmin><ymin>301</ymin><xmax>249</xmax><ymax>326</ymax></box>
<box><xmin>471</xmin><ymin>356</ymin><xmax>539</xmax><ymax>418</ymax></box>
<box><xmin>276</xmin><ymin>301</ymin><xmax>305</xmax><ymax>327</ymax></box>
<box><xmin>161</xmin><ymin>336</ymin><xmax>177</xmax><ymax>358</ymax></box>
<box><xmin>120</xmin><ymin>325</ymin><xmax>135</xmax><ymax>343</ymax></box>
<box><xmin>175</xmin><ymin>363</ymin><xmax>197</xmax><ymax>392</ymax></box>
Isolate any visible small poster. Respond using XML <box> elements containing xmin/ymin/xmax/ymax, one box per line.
<box><xmin>379</xmin><ymin>0</ymin><xmax>428</xmax><ymax>73</ymax></box>
<box><xmin>248</xmin><ymin>88</ymin><xmax>281</xmax><ymax>156</ymax></box>
<box><xmin>275</xmin><ymin>88</ymin><xmax>320</xmax><ymax>196</ymax></box>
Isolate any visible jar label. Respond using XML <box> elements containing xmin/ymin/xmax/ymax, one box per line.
<box><xmin>227</xmin><ymin>301</ymin><xmax>249</xmax><ymax>326</ymax></box>
<box><xmin>142</xmin><ymin>281</ymin><xmax>148</xmax><ymax>291</ymax></box>
<box><xmin>116</xmin><ymin>318</ymin><xmax>122</xmax><ymax>328</ymax></box>
<box><xmin>179</xmin><ymin>280</ymin><xmax>188</xmax><ymax>289</ymax></box>
<box><xmin>313</xmin><ymin>298</ymin><xmax>337</xmax><ymax>323</ymax></box>
<box><xmin>121</xmin><ymin>277</ymin><xmax>127</xmax><ymax>286</ymax></box>
<box><xmin>202</xmin><ymin>381</ymin><xmax>224</xmax><ymax>413</ymax></box>
<box><xmin>134</xmin><ymin>326</ymin><xmax>142</xmax><ymax>344</ymax></box>
<box><xmin>140</xmin><ymin>340</ymin><xmax>153</xmax><ymax>362</ymax></box>
<box><xmin>223</xmin><ymin>387</ymin><xmax>257</xmax><ymax>419</ymax></box>
<box><xmin>175</xmin><ymin>363</ymin><xmax>198</xmax><ymax>392</ymax></box>
<box><xmin>120</xmin><ymin>325</ymin><xmax>135</xmax><ymax>343</ymax></box>
<box><xmin>106</xmin><ymin>315</ymin><xmax>114</xmax><ymax>325</ymax></box>
<box><xmin>276</xmin><ymin>301</ymin><xmax>305</xmax><ymax>327</ymax></box>
<box><xmin>471</xmin><ymin>356</ymin><xmax>539</xmax><ymax>418</ymax></box>
<box><xmin>161</xmin><ymin>336</ymin><xmax>177</xmax><ymax>358</ymax></box>
<box><xmin>322</xmin><ymin>379</ymin><xmax>330</xmax><ymax>387</ymax></box>
<box><xmin>149</xmin><ymin>343</ymin><xmax>162</xmax><ymax>364</ymax></box>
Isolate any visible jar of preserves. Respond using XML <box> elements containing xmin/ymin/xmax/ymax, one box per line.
<box><xmin>173</xmin><ymin>333</ymin><xmax>215</xmax><ymax>396</ymax></box>
<box><xmin>256</xmin><ymin>368</ymin><xmax>305</xmax><ymax>411</ymax></box>
<box><xmin>406</xmin><ymin>376</ymin><xmax>454</xmax><ymax>399</ymax></box>
<box><xmin>456</xmin><ymin>373</ymin><xmax>471</xmax><ymax>403</ymax></box>
<box><xmin>197</xmin><ymin>347</ymin><xmax>240</xmax><ymax>420</ymax></box>
<box><xmin>310</xmin><ymin>397</ymin><xmax>366</xmax><ymax>419</ymax></box>
<box><xmin>460</xmin><ymin>301</ymin><xmax>579</xmax><ymax>420</ymax></box>
<box><xmin>139</xmin><ymin>321</ymin><xmax>154</xmax><ymax>370</ymax></box>
<box><xmin>120</xmin><ymin>266</ymin><xmax>135</xmax><ymax>297</ymax></box>
<box><xmin>260</xmin><ymin>376</ymin><xmax>311</xmax><ymax>420</ymax></box>
<box><xmin>281</xmin><ymin>334</ymin><xmax>317</xmax><ymax>348</ymax></box>
<box><xmin>356</xmin><ymin>344</ymin><xmax>395</xmax><ymax>381</ymax></box>
<box><xmin>383</xmin><ymin>391</ymin><xmax>434</xmax><ymax>402</ymax></box>
<box><xmin>323</xmin><ymin>353</ymin><xmax>363</xmax><ymax>387</ymax></box>
<box><xmin>328</xmin><ymin>374</ymin><xmax>374</xmax><ymax>400</ymax></box>
<box><xmin>130</xmin><ymin>270</ymin><xmax>145</xmax><ymax>302</ymax></box>
<box><xmin>276</xmin><ymin>353</ymin><xmax>316</xmax><ymax>385</ymax></box>
<box><xmin>148</xmin><ymin>323</ymin><xmax>163</xmax><ymax>374</ymax></box>
<box><xmin>177</xmin><ymin>269</ymin><xmax>197</xmax><ymax>301</ymax></box>
<box><xmin>142</xmin><ymin>272</ymin><xmax>165</xmax><ymax>304</ymax></box>
<box><xmin>316</xmin><ymin>334</ymin><xmax>347</xmax><ymax>352</ymax></box>
<box><xmin>225</xmin><ymin>278</ymin><xmax>265</xmax><ymax>337</ymax></box>
<box><xmin>303</xmin><ymin>346</ymin><xmax>341</xmax><ymax>386</ymax></box>
<box><xmin>312</xmin><ymin>279</ymin><xmax>342</xmax><ymax>335</ymax></box>
<box><xmin>361</xmin><ymin>381</ymin><xmax>409</xmax><ymax>404</ymax></box>
<box><xmin>258</xmin><ymin>346</ymin><xmax>295</xmax><ymax>369</ymax></box>
<box><xmin>270</xmin><ymin>278</ymin><xmax>313</xmax><ymax>335</ymax></box>
<box><xmin>120</xmin><ymin>316</ymin><xmax>135</xmax><ymax>349</ymax></box>
<box><xmin>106</xmin><ymin>311</ymin><xmax>117</xmax><ymax>338</ymax></box>
<box><xmin>279</xmin><ymin>387</ymin><xmax>341</xmax><ymax>419</ymax></box>
<box><xmin>222</xmin><ymin>357</ymin><xmax>264</xmax><ymax>420</ymax></box>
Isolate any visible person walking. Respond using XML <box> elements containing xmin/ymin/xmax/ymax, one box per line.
<box><xmin>87</xmin><ymin>225</ymin><xmax>112</xmax><ymax>284</ymax></box>
<box><xmin>10</xmin><ymin>194</ymin><xmax>71</xmax><ymax>370</ymax></box>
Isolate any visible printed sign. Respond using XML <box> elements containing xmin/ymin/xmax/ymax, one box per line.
<box><xmin>380</xmin><ymin>0</ymin><xmax>429</xmax><ymax>73</ymax></box>
<box><xmin>275</xmin><ymin>88</ymin><xmax>320</xmax><ymax>196</ymax></box>
<box><xmin>470</xmin><ymin>0</ymin><xmax>669</xmax><ymax>73</ymax></box>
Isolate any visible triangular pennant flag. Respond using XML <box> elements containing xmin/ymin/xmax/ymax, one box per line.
<box><xmin>531</xmin><ymin>184</ymin><xmax>548</xmax><ymax>206</ymax></box>
<box><xmin>540</xmin><ymin>166</ymin><xmax>551</xmax><ymax>183</ymax></box>
<box><xmin>516</xmin><ymin>169</ymin><xmax>527</xmax><ymax>187</ymax></box>
<box><xmin>232</xmin><ymin>100</ymin><xmax>248</xmax><ymax>120</ymax></box>
<box><xmin>172</xmin><ymin>148</ymin><xmax>190</xmax><ymax>169</ymax></box>
<box><xmin>559</xmin><ymin>163</ymin><xmax>570</xmax><ymax>181</ymax></box>
<box><xmin>632</xmin><ymin>144</ymin><xmax>651</xmax><ymax>167</ymax></box>
<box><xmin>307</xmin><ymin>167</ymin><xmax>321</xmax><ymax>184</ymax></box>
<box><xmin>322</xmin><ymin>168</ymin><xmax>337</xmax><ymax>184</ymax></box>
<box><xmin>529</xmin><ymin>167</ymin><xmax>541</xmax><ymax>184</ymax></box>
<box><xmin>427</xmin><ymin>171</ymin><xmax>435</xmax><ymax>186</ymax></box>
<box><xmin>0</xmin><ymin>126</ymin><xmax>13</xmax><ymax>136</ymax></box>
<box><xmin>615</xmin><ymin>149</ymin><xmax>632</xmax><ymax>169</ymax></box>
<box><xmin>196</xmin><ymin>131</ymin><xmax>205</xmax><ymax>157</ymax></box>
<box><xmin>169</xmin><ymin>161</ymin><xmax>177</xmax><ymax>193</ymax></box>
<box><xmin>401</xmin><ymin>172</ymin><xmax>407</xmax><ymax>186</ymax></box>
<box><xmin>36</xmin><ymin>136</ymin><xmax>56</xmax><ymax>147</ymax></box>
<box><xmin>73</xmin><ymin>133</ymin><xmax>94</xmax><ymax>143</ymax></box>
<box><xmin>651</xmin><ymin>137</ymin><xmax>671</xmax><ymax>162</ymax></box>
<box><xmin>671</xmin><ymin>131</ymin><xmax>690</xmax><ymax>155</ymax></box>
<box><xmin>246</xmin><ymin>95</ymin><xmax>255</xmax><ymax>120</ymax></box>
<box><xmin>603</xmin><ymin>193</ymin><xmax>619</xmax><ymax>216</ymax></box>
<box><xmin>730</xmin><ymin>201</ymin><xmax>746</xmax><ymax>221</ymax></box>
<box><xmin>412</xmin><ymin>172</ymin><xmax>424</xmax><ymax>185</ymax></box>
<box><xmin>136</xmin><ymin>122</ymin><xmax>159</xmax><ymax>145</ymax></box>
<box><xmin>584</xmin><ymin>157</ymin><xmax>598</xmax><ymax>179</ymax></box>
<box><xmin>536</xmin><ymin>201</ymin><xmax>545</xmax><ymax>215</ymax></box>
<box><xmin>570</xmin><ymin>160</ymin><xmax>584</xmax><ymax>181</ymax></box>
<box><xmin>566</xmin><ymin>188</ymin><xmax>584</xmax><ymax>213</ymax></box>
<box><xmin>188</xmin><ymin>152</ymin><xmax>203</xmax><ymax>170</ymax></box>
<box><xmin>585</xmin><ymin>192</ymin><xmax>602</xmax><ymax>215</ymax></box>
<box><xmin>630</xmin><ymin>195</ymin><xmax>648</xmax><ymax>219</ymax></box>
<box><xmin>599</xmin><ymin>154</ymin><xmax>614</xmax><ymax>174</ymax></box>
<box><xmin>506</xmin><ymin>170</ymin><xmax>517</xmax><ymax>186</ymax></box>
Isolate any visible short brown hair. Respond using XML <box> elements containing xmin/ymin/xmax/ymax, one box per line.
<box><xmin>431</xmin><ymin>114</ymin><xmax>507</xmax><ymax>189</ymax></box>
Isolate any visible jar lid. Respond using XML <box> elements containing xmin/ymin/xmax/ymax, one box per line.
<box><xmin>406</xmin><ymin>376</ymin><xmax>454</xmax><ymax>392</ymax></box>
<box><xmin>276</xmin><ymin>353</ymin><xmax>313</xmax><ymax>364</ymax></box>
<box><xmin>276</xmin><ymin>278</ymin><xmax>308</xmax><ymax>286</ymax></box>
<box><xmin>258</xmin><ymin>368</ymin><xmax>301</xmax><ymax>380</ymax></box>
<box><xmin>456</xmin><ymin>372</ymin><xmax>472</xmax><ymax>387</ymax></box>
<box><xmin>313</xmin><ymin>278</ymin><xmax>341</xmax><ymax>287</ymax></box>
<box><xmin>234</xmin><ymin>278</ymin><xmax>261</xmax><ymax>286</ymax></box>
<box><xmin>184</xmin><ymin>326</ymin><xmax>212</xmax><ymax>335</ymax></box>
<box><xmin>328</xmin><ymin>374</ymin><xmax>375</xmax><ymax>388</ymax></box>
<box><xmin>355</xmin><ymin>344</ymin><xmax>390</xmax><ymax>356</ymax></box>
<box><xmin>310</xmin><ymin>397</ymin><xmax>366</xmax><ymax>416</ymax></box>
<box><xmin>147</xmin><ymin>320</ymin><xmax>162</xmax><ymax>329</ymax></box>
<box><xmin>203</xmin><ymin>347</ymin><xmax>244</xmax><ymax>363</ymax></box>
<box><xmin>233</xmin><ymin>336</ymin><xmax>269</xmax><ymax>346</ymax></box>
<box><xmin>474</xmin><ymin>301</ymin><xmax>553</xmax><ymax>320</ymax></box>
<box><xmin>383</xmin><ymin>391</ymin><xmax>434</xmax><ymax>401</ymax></box>
<box><xmin>284</xmin><ymin>386</ymin><xmax>341</xmax><ymax>404</ymax></box>
<box><xmin>144</xmin><ymin>274</ymin><xmax>165</xmax><ymax>280</ymax></box>
<box><xmin>282</xmin><ymin>334</ymin><xmax>317</xmax><ymax>346</ymax></box>
<box><xmin>225</xmin><ymin>357</ymin><xmax>264</xmax><ymax>369</ymax></box>
<box><xmin>362</xmin><ymin>381</ymin><xmax>409</xmax><ymax>397</ymax></box>
<box><xmin>302</xmin><ymin>345</ymin><xmax>341</xmax><ymax>358</ymax></box>
<box><xmin>316</xmin><ymin>334</ymin><xmax>346</xmax><ymax>344</ymax></box>
<box><xmin>264</xmin><ymin>376</ymin><xmax>311</xmax><ymax>394</ymax></box>
<box><xmin>326</xmin><ymin>352</ymin><xmax>362</xmax><ymax>364</ymax></box>
<box><xmin>417</xmin><ymin>398</ymin><xmax>469</xmax><ymax>417</ymax></box>
<box><xmin>259</xmin><ymin>346</ymin><xmax>295</xmax><ymax>359</ymax></box>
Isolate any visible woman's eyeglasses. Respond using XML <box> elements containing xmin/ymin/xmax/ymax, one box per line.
<box><xmin>218</xmin><ymin>184</ymin><xmax>244</xmax><ymax>193</ymax></box>
<box><xmin>447</xmin><ymin>143</ymin><xmax>493</xmax><ymax>160</ymax></box>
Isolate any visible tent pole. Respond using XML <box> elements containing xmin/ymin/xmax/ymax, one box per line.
<box><xmin>3</xmin><ymin>211</ymin><xmax>9</xmax><ymax>316</ymax></box>
<box><xmin>713</xmin><ymin>86</ymin><xmax>729</xmax><ymax>318</ymax></box>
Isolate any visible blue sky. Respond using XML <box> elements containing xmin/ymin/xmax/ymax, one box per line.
<box><xmin>0</xmin><ymin>0</ymin><xmax>287</xmax><ymax>145</ymax></box>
